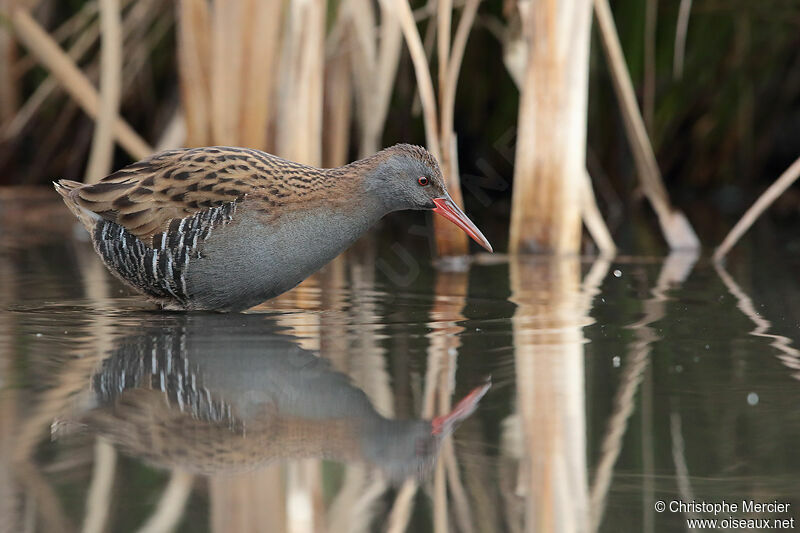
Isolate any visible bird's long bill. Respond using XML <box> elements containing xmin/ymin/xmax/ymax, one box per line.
<box><xmin>432</xmin><ymin>197</ymin><xmax>493</xmax><ymax>252</ymax></box>
<box><xmin>431</xmin><ymin>380</ymin><xmax>491</xmax><ymax>436</ymax></box>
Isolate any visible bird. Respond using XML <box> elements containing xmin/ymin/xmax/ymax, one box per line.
<box><xmin>55</xmin><ymin>144</ymin><xmax>492</xmax><ymax>311</ymax></box>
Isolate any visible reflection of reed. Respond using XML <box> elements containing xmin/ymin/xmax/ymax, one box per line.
<box><xmin>77</xmin><ymin>235</ymin><xmax>118</xmax><ymax>533</ymax></box>
<box><xmin>0</xmin><ymin>255</ymin><xmax>20</xmax><ymax>533</ymax></box>
<box><xmin>327</xmin><ymin>244</ymin><xmax>392</xmax><ymax>533</ymax></box>
<box><xmin>715</xmin><ymin>263</ymin><xmax>800</xmax><ymax>380</ymax></box>
<box><xmin>589</xmin><ymin>252</ymin><xmax>697</xmax><ymax>530</ymax></box>
<box><xmin>509</xmin><ymin>256</ymin><xmax>603</xmax><ymax>533</ymax></box>
<box><xmin>388</xmin><ymin>267</ymin><xmax>470</xmax><ymax>533</ymax></box>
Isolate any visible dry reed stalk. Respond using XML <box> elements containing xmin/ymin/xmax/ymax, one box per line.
<box><xmin>177</xmin><ymin>0</ymin><xmax>211</xmax><ymax>146</ymax></box>
<box><xmin>509</xmin><ymin>0</ymin><xmax>593</xmax><ymax>254</ymax></box>
<box><xmin>10</xmin><ymin>0</ymin><xmax>100</xmax><ymax>79</ymax></box>
<box><xmin>580</xmin><ymin>170</ymin><xmax>616</xmax><ymax>255</ymax></box>
<box><xmin>4</xmin><ymin>19</ymin><xmax>101</xmax><ymax>141</ymax></box>
<box><xmin>275</xmin><ymin>0</ymin><xmax>325</xmax><ymax>165</ymax></box>
<box><xmin>593</xmin><ymin>0</ymin><xmax>700</xmax><ymax>250</ymax></box>
<box><xmin>136</xmin><ymin>470</ymin><xmax>194</xmax><ymax>533</ymax></box>
<box><xmin>501</xmin><ymin>18</ymin><xmax>616</xmax><ymax>256</ymax></box>
<box><xmin>350</xmin><ymin>0</ymin><xmax>402</xmax><ymax>157</ymax></box>
<box><xmin>120</xmin><ymin>7</ymin><xmax>174</xmax><ymax>94</ymax></box>
<box><xmin>713</xmin><ymin>154</ymin><xmax>800</xmax><ymax>260</ymax></box>
<box><xmin>9</xmin><ymin>9</ymin><xmax>151</xmax><ymax>159</ymax></box>
<box><xmin>389</xmin><ymin>0</ymin><xmax>441</xmax><ymax>160</ymax></box>
<box><xmin>238</xmin><ymin>0</ymin><xmax>281</xmax><ymax>151</ymax></box>
<box><xmin>343</xmin><ymin>0</ymin><xmax>377</xmax><ymax>145</ymax></box>
<box><xmin>437</xmin><ymin>0</ymin><xmax>452</xmax><ymax>105</ymax></box>
<box><xmin>433</xmin><ymin>0</ymin><xmax>482</xmax><ymax>255</ymax></box>
<box><xmin>155</xmin><ymin>108</ymin><xmax>186</xmax><ymax>151</ymax></box>
<box><xmin>323</xmin><ymin>32</ymin><xmax>353</xmax><ymax>167</ymax></box>
<box><xmin>81</xmin><ymin>438</ymin><xmax>116</xmax><ymax>533</ymax></box>
<box><xmin>0</xmin><ymin>0</ymin><xmax>19</xmax><ymax>124</ymax></box>
<box><xmin>84</xmin><ymin>0</ymin><xmax>122</xmax><ymax>182</ymax></box>
<box><xmin>210</xmin><ymin>0</ymin><xmax>244</xmax><ymax>145</ymax></box>
<box><xmin>392</xmin><ymin>0</ymin><xmax>486</xmax><ymax>255</ymax></box>
<box><xmin>643</xmin><ymin>0</ymin><xmax>656</xmax><ymax>132</ymax></box>
<box><xmin>3</xmin><ymin>0</ymin><xmax>150</xmax><ymax>142</ymax></box>
<box><xmin>673</xmin><ymin>0</ymin><xmax>692</xmax><ymax>79</ymax></box>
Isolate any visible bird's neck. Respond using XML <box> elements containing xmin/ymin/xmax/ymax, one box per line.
<box><xmin>335</xmin><ymin>154</ymin><xmax>404</xmax><ymax>214</ymax></box>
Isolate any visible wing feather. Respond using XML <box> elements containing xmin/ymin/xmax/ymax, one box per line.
<box><xmin>56</xmin><ymin>147</ymin><xmax>266</xmax><ymax>244</ymax></box>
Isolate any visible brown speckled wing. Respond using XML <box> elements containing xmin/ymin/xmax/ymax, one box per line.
<box><xmin>69</xmin><ymin>147</ymin><xmax>282</xmax><ymax>243</ymax></box>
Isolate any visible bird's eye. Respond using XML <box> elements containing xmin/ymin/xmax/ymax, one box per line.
<box><xmin>418</xmin><ymin>177</ymin><xmax>429</xmax><ymax>186</ymax></box>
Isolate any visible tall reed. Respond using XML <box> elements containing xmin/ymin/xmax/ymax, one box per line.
<box><xmin>509</xmin><ymin>0</ymin><xmax>592</xmax><ymax>254</ymax></box>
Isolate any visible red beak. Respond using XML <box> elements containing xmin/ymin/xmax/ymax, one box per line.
<box><xmin>431</xmin><ymin>379</ymin><xmax>491</xmax><ymax>436</ymax></box>
<box><xmin>432</xmin><ymin>197</ymin><xmax>493</xmax><ymax>253</ymax></box>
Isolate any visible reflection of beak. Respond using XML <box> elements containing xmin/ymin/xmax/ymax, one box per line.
<box><xmin>431</xmin><ymin>379</ymin><xmax>491</xmax><ymax>435</ymax></box>
<box><xmin>432</xmin><ymin>197</ymin><xmax>493</xmax><ymax>252</ymax></box>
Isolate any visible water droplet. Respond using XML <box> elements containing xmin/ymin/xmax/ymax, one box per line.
<box><xmin>613</xmin><ymin>270</ymin><xmax>622</xmax><ymax>278</ymax></box>
<box><xmin>35</xmin><ymin>333</ymin><xmax>42</xmax><ymax>337</ymax></box>
<box><xmin>747</xmin><ymin>392</ymin><xmax>759</xmax><ymax>406</ymax></box>
<box><xmin>601</xmin><ymin>297</ymin><xmax>606</xmax><ymax>303</ymax></box>
<box><xmin>612</xmin><ymin>356</ymin><xmax>621</xmax><ymax>368</ymax></box>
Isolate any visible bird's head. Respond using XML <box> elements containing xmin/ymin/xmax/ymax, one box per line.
<box><xmin>362</xmin><ymin>144</ymin><xmax>493</xmax><ymax>252</ymax></box>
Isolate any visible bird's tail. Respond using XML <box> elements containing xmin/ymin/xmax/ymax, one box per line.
<box><xmin>54</xmin><ymin>179</ymin><xmax>100</xmax><ymax>232</ymax></box>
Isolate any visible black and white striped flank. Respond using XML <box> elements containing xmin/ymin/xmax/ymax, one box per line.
<box><xmin>92</xmin><ymin>201</ymin><xmax>237</xmax><ymax>305</ymax></box>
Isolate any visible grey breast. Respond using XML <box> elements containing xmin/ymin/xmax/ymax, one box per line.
<box><xmin>186</xmin><ymin>200</ymin><xmax>384</xmax><ymax>311</ymax></box>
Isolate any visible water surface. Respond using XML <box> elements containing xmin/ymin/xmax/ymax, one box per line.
<box><xmin>1</xmin><ymin>191</ymin><xmax>798</xmax><ymax>532</ymax></box>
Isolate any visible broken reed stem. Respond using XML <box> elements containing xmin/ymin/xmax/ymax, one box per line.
<box><xmin>85</xmin><ymin>0</ymin><xmax>122</xmax><ymax>182</ymax></box>
<box><xmin>10</xmin><ymin>9</ymin><xmax>152</xmax><ymax>160</ymax></box>
<box><xmin>714</xmin><ymin>154</ymin><xmax>800</xmax><ymax>261</ymax></box>
<box><xmin>594</xmin><ymin>0</ymin><xmax>699</xmax><ymax>250</ymax></box>
<box><xmin>434</xmin><ymin>0</ymin><xmax>482</xmax><ymax>256</ymax></box>
<box><xmin>581</xmin><ymin>169</ymin><xmax>617</xmax><ymax>256</ymax></box>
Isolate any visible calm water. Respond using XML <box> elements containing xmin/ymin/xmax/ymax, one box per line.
<box><xmin>1</xmin><ymin>191</ymin><xmax>799</xmax><ymax>532</ymax></box>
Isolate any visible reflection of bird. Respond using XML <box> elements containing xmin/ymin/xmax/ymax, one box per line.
<box><xmin>54</xmin><ymin>145</ymin><xmax>492</xmax><ymax>311</ymax></box>
<box><xmin>68</xmin><ymin>314</ymin><xmax>488</xmax><ymax>481</ymax></box>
